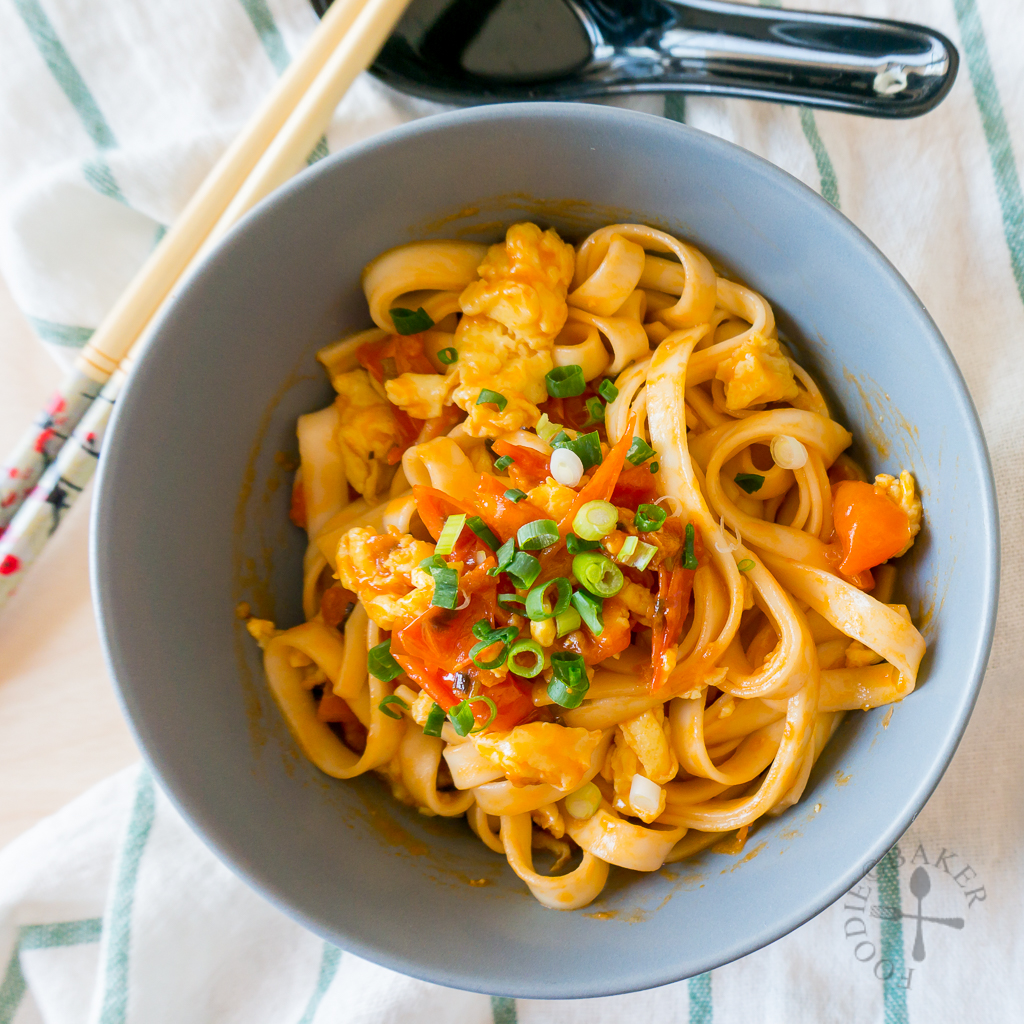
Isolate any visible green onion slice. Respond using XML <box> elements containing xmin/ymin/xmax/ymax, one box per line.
<box><xmin>555</xmin><ymin>605</ymin><xmax>581</xmax><ymax>637</ymax></box>
<box><xmin>476</xmin><ymin>389</ymin><xmax>508</xmax><ymax>411</ymax></box>
<box><xmin>493</xmin><ymin>455</ymin><xmax>514</xmax><ymax>472</ymax></box>
<box><xmin>626</xmin><ymin>437</ymin><xmax>656</xmax><ymax>465</ymax></box>
<box><xmin>497</xmin><ymin>592</ymin><xmax>526</xmax><ymax>612</ymax></box>
<box><xmin>584</xmin><ymin>397</ymin><xmax>605</xmax><ymax>425</ymax></box>
<box><xmin>525</xmin><ymin>577</ymin><xmax>572</xmax><ymax>621</ymax></box>
<box><xmin>437</xmin><ymin>347</ymin><xmax>458</xmax><ymax>365</ymax></box>
<box><xmin>566</xmin><ymin>533</ymin><xmax>601</xmax><ymax>554</ymax></box>
<box><xmin>517</xmin><ymin>519</ymin><xmax>559</xmax><ymax>551</ymax></box>
<box><xmin>572</xmin><ymin>552</ymin><xmax>624</xmax><ymax>598</ymax></box>
<box><xmin>505</xmin><ymin>551</ymin><xmax>541</xmax><ymax>590</ymax></box>
<box><xmin>378</xmin><ymin>695</ymin><xmax>409</xmax><ymax>720</ymax></box>
<box><xmin>466</xmin><ymin>516</ymin><xmax>500</xmax><ymax>551</ymax></box>
<box><xmin>565</xmin><ymin>781</ymin><xmax>602</xmax><ymax>819</ymax></box>
<box><xmin>565</xmin><ymin>430</ymin><xmax>602</xmax><ymax>470</ymax></box>
<box><xmin>570</xmin><ymin>589</ymin><xmax>604</xmax><ymax>636</ymax></box>
<box><xmin>535</xmin><ymin>413</ymin><xmax>562</xmax><ymax>443</ymax></box>
<box><xmin>434</xmin><ymin>513</ymin><xmax>467</xmax><ymax>556</ymax></box>
<box><xmin>504</xmin><ymin>488</ymin><xmax>527</xmax><ymax>503</ymax></box>
<box><xmin>429</xmin><ymin>566</ymin><xmax>460</xmax><ymax>609</ymax></box>
<box><xmin>572</xmin><ymin>499</ymin><xmax>618</xmax><ymax>541</ymax></box>
<box><xmin>423</xmin><ymin>702</ymin><xmax>446</xmax><ymax>737</ymax></box>
<box><xmin>467</xmin><ymin>695</ymin><xmax>498</xmax><ymax>733</ymax></box>
<box><xmin>598</xmin><ymin>379</ymin><xmax>619</xmax><ymax>402</ymax></box>
<box><xmin>634</xmin><ymin>503</ymin><xmax>667</xmax><ymax>532</ymax></box>
<box><xmin>469</xmin><ymin>626</ymin><xmax>518</xmax><ymax>670</ymax></box>
<box><xmin>630</xmin><ymin>540</ymin><xmax>658</xmax><ymax>571</ymax></box>
<box><xmin>550</xmin><ymin>430</ymin><xmax>572</xmax><ymax>447</ymax></box>
<box><xmin>489</xmin><ymin>537</ymin><xmax>516</xmax><ymax>577</ymax></box>
<box><xmin>472</xmin><ymin>618</ymin><xmax>494</xmax><ymax>641</ymax></box>
<box><xmin>547</xmin><ymin>652</ymin><xmax>590</xmax><ymax>708</ymax></box>
<box><xmin>390</xmin><ymin>307</ymin><xmax>435</xmax><ymax>335</ymax></box>
<box><xmin>508</xmin><ymin>639</ymin><xmax>545</xmax><ymax>678</ymax></box>
<box><xmin>448</xmin><ymin>700</ymin><xmax>475</xmax><ymax>737</ymax></box>
<box><xmin>367</xmin><ymin>639</ymin><xmax>403</xmax><ymax>682</ymax></box>
<box><xmin>684</xmin><ymin>522</ymin><xmax>699</xmax><ymax>570</ymax></box>
<box><xmin>737</xmin><ymin>558</ymin><xmax>755</xmax><ymax>572</ymax></box>
<box><xmin>734</xmin><ymin>473</ymin><xmax>765</xmax><ymax>494</ymax></box>
<box><xmin>650</xmin><ymin>461</ymin><xmax>660</xmax><ymax>474</ymax></box>
<box><xmin>545</xmin><ymin>364</ymin><xmax>586</xmax><ymax>398</ymax></box>
<box><xmin>616</xmin><ymin>535</ymin><xmax>639</xmax><ymax>564</ymax></box>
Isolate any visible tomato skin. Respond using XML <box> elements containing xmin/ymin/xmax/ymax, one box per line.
<box><xmin>832</xmin><ymin>480</ymin><xmax>912</xmax><ymax>577</ymax></box>
<box><xmin>611</xmin><ymin>462</ymin><xmax>659</xmax><ymax>509</ymax></box>
<box><xmin>357</xmin><ymin>334</ymin><xmax>436</xmax><ymax>381</ymax></box>
<box><xmin>392</xmin><ymin>654</ymin><xmax>460</xmax><ymax>710</ymax></box>
<box><xmin>650</xmin><ymin>565</ymin><xmax>695</xmax><ymax>690</ymax></box>
<box><xmin>393</xmin><ymin>596</ymin><xmax>493</xmax><ymax>675</ymax></box>
<box><xmin>484</xmin><ymin>677</ymin><xmax>536</xmax><ymax>731</ymax></box>
<box><xmin>319</xmin><ymin>586</ymin><xmax>357</xmax><ymax>628</ymax></box>
<box><xmin>491</xmin><ymin>439</ymin><xmax>550</xmax><ymax>488</ymax></box>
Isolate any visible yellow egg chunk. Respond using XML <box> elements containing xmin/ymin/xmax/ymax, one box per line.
<box><xmin>385</xmin><ymin>371</ymin><xmax>457</xmax><ymax>420</ymax></box>
<box><xmin>474</xmin><ymin>722</ymin><xmax>603</xmax><ymax>791</ymax></box>
<box><xmin>331</xmin><ymin>369</ymin><xmax>405</xmax><ymax>497</ymax></box>
<box><xmin>335</xmin><ymin>527</ymin><xmax>436</xmax><ymax>630</ymax></box>
<box><xmin>873</xmin><ymin>471</ymin><xmax>922</xmax><ymax>556</ymax></box>
<box><xmin>715</xmin><ymin>332</ymin><xmax>799</xmax><ymax>411</ymax></box>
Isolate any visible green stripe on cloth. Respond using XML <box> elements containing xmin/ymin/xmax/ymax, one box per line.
<box><xmin>296</xmin><ymin>942</ymin><xmax>342</xmax><ymax>1024</ymax></box>
<box><xmin>306</xmin><ymin>136</ymin><xmax>330</xmax><ymax>165</ymax></box>
<box><xmin>953</xmin><ymin>0</ymin><xmax>1024</xmax><ymax>304</ymax></box>
<box><xmin>27</xmin><ymin>316</ymin><xmax>95</xmax><ymax>348</ymax></box>
<box><xmin>98</xmin><ymin>768</ymin><xmax>157</xmax><ymax>1024</ymax></box>
<box><xmin>664</xmin><ymin>94</ymin><xmax>687</xmax><ymax>124</ymax></box>
<box><xmin>491</xmin><ymin>995</ymin><xmax>518</xmax><ymax>1024</ymax></box>
<box><xmin>798</xmin><ymin>107</ymin><xmax>841</xmax><ymax>210</ymax></box>
<box><xmin>83</xmin><ymin>158</ymin><xmax>127</xmax><ymax>205</ymax></box>
<box><xmin>238</xmin><ymin>0</ymin><xmax>291</xmax><ymax>74</ymax></box>
<box><xmin>876</xmin><ymin>847</ymin><xmax>909</xmax><ymax>1024</ymax></box>
<box><xmin>0</xmin><ymin>917</ymin><xmax>103</xmax><ymax>1024</ymax></box>
<box><xmin>688</xmin><ymin>971</ymin><xmax>712</xmax><ymax>1023</ymax></box>
<box><xmin>10</xmin><ymin>0</ymin><xmax>117</xmax><ymax>149</ymax></box>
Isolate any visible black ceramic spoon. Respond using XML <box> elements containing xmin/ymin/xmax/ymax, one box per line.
<box><xmin>312</xmin><ymin>0</ymin><xmax>957</xmax><ymax>118</ymax></box>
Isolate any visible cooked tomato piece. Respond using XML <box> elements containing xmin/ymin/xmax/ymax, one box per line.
<box><xmin>289</xmin><ymin>474</ymin><xmax>307</xmax><ymax>530</ymax></box>
<box><xmin>394</xmin><ymin>596</ymin><xmax>494</xmax><ymax>674</ymax></box>
<box><xmin>491</xmin><ymin>439</ymin><xmax>551</xmax><ymax>487</ymax></box>
<box><xmin>357</xmin><ymin>334</ymin><xmax>436</xmax><ymax>383</ymax></box>
<box><xmin>317</xmin><ymin>691</ymin><xmax>368</xmax><ymax>752</ymax></box>
<box><xmin>482</xmin><ymin>677</ymin><xmax>536</xmax><ymax>731</ymax></box>
<box><xmin>611</xmin><ymin>462</ymin><xmax>659</xmax><ymax>508</ymax></box>
<box><xmin>651</xmin><ymin>564</ymin><xmax>696</xmax><ymax>690</ymax></box>
<box><xmin>319</xmin><ymin>585</ymin><xmax>357</xmax><ymax>628</ymax></box>
<box><xmin>832</xmin><ymin>480</ymin><xmax>911</xmax><ymax>577</ymax></box>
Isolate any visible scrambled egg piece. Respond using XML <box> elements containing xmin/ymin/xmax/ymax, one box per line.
<box><xmin>619</xmin><ymin>707</ymin><xmax>678</xmax><ymax>785</ymax></box>
<box><xmin>335</xmin><ymin>526</ymin><xmax>436</xmax><ymax>630</ymax></box>
<box><xmin>245</xmin><ymin>617</ymin><xmax>280</xmax><ymax>649</ymax></box>
<box><xmin>451</xmin><ymin>224</ymin><xmax>576</xmax><ymax>437</ymax></box>
<box><xmin>331</xmin><ymin>369</ymin><xmax>403</xmax><ymax>498</ymax></box>
<box><xmin>385</xmin><ymin>371</ymin><xmax>457</xmax><ymax>420</ymax></box>
<box><xmin>531</xmin><ymin>802</ymin><xmax>566</xmax><ymax>839</ymax></box>
<box><xmin>474</xmin><ymin>722</ymin><xmax>602</xmax><ymax>790</ymax></box>
<box><xmin>603</xmin><ymin>731</ymin><xmax>666</xmax><ymax>825</ymax></box>
<box><xmin>715</xmin><ymin>332</ymin><xmax>799</xmax><ymax>411</ymax></box>
<box><xmin>873</xmin><ymin>471</ymin><xmax>922</xmax><ymax>556</ymax></box>
<box><xmin>526</xmin><ymin>479</ymin><xmax>577</xmax><ymax>521</ymax></box>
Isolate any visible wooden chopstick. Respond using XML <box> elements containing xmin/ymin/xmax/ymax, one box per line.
<box><xmin>0</xmin><ymin>0</ymin><xmax>413</xmax><ymax>608</ymax></box>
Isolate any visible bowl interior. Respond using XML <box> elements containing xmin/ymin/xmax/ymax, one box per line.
<box><xmin>92</xmin><ymin>104</ymin><xmax>997</xmax><ymax>998</ymax></box>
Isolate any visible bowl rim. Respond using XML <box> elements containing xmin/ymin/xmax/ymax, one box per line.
<box><xmin>91</xmin><ymin>100</ymin><xmax>1000</xmax><ymax>998</ymax></box>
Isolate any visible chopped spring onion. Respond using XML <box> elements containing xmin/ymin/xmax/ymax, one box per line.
<box><xmin>570</xmin><ymin>589</ymin><xmax>604</xmax><ymax>636</ymax></box>
<box><xmin>770</xmin><ymin>434</ymin><xmax>808</xmax><ymax>470</ymax></box>
<box><xmin>390</xmin><ymin>306</ymin><xmax>434</xmax><ymax>335</ymax></box>
<box><xmin>545</xmin><ymin>364</ymin><xmax>586</xmax><ymax>398</ymax></box>
<box><xmin>684</xmin><ymin>522</ymin><xmax>699</xmax><ymax>570</ymax></box>
<box><xmin>559</xmin><ymin>430</ymin><xmax>602</xmax><ymax>470</ymax></box>
<box><xmin>378</xmin><ymin>695</ymin><xmax>409</xmax><ymax>720</ymax></box>
<box><xmin>437</xmin><ymin>346</ymin><xmax>458</xmax><ymax>365</ymax></box>
<box><xmin>493</xmin><ymin>455</ymin><xmax>514</xmax><ymax>472</ymax></box>
<box><xmin>547</xmin><ymin>652</ymin><xmax>589</xmax><ymax>708</ymax></box>
<box><xmin>505</xmin><ymin>551</ymin><xmax>541</xmax><ymax>590</ymax></box>
<box><xmin>572</xmin><ymin>552</ymin><xmax>624</xmax><ymax>598</ymax></box>
<box><xmin>598</xmin><ymin>379</ymin><xmax>619</xmax><ymax>403</ymax></box>
<box><xmin>628</xmin><ymin>540</ymin><xmax>658</xmax><ymax>571</ymax></box>
<box><xmin>565</xmin><ymin>781</ymin><xmax>602</xmax><ymax>820</ymax></box>
<box><xmin>423</xmin><ymin>702</ymin><xmax>446</xmax><ymax>737</ymax></box>
<box><xmin>525</xmin><ymin>577</ymin><xmax>572</xmax><ymax>621</ymax></box>
<box><xmin>367</xmin><ymin>639</ymin><xmax>403</xmax><ymax>682</ymax></box>
<box><xmin>490</xmin><ymin>537</ymin><xmax>516</xmax><ymax>577</ymax></box>
<box><xmin>572</xmin><ymin>499</ymin><xmax>618</xmax><ymax>541</ymax></box>
<box><xmin>550</xmin><ymin>447</ymin><xmax>584</xmax><ymax>487</ymax></box>
<box><xmin>448</xmin><ymin>700</ymin><xmax>475</xmax><ymax>737</ymax></box>
<box><xmin>419</xmin><ymin>554</ymin><xmax>446</xmax><ymax>571</ymax></box>
<box><xmin>472</xmin><ymin>618</ymin><xmax>494</xmax><ymax>641</ymax></box>
<box><xmin>566</xmin><ymin>533</ymin><xmax>601</xmax><ymax>555</ymax></box>
<box><xmin>634</xmin><ymin>503</ymin><xmax>667</xmax><ymax>532</ymax></box>
<box><xmin>737</xmin><ymin>558</ymin><xmax>755</xmax><ymax>572</ymax></box>
<box><xmin>469</xmin><ymin>625</ymin><xmax>518</xmax><ymax>670</ymax></box>
<box><xmin>517</xmin><ymin>519</ymin><xmax>560</xmax><ymax>551</ymax></box>
<box><xmin>497</xmin><ymin>592</ymin><xmax>526</xmax><ymax>612</ymax></box>
<box><xmin>504</xmin><ymin>488</ymin><xmax>527</xmax><ymax>503</ymax></box>
<box><xmin>734</xmin><ymin>473</ymin><xmax>765</xmax><ymax>494</ymax></box>
<box><xmin>584</xmin><ymin>397</ymin><xmax>605</xmax><ymax>425</ymax></box>
<box><xmin>626</xmin><ymin>437</ymin><xmax>656</xmax><ymax>465</ymax></box>
<box><xmin>467</xmin><ymin>695</ymin><xmax>498</xmax><ymax>732</ymax></box>
<box><xmin>555</xmin><ymin>604</ymin><xmax>582</xmax><ymax>637</ymax></box>
<box><xmin>508</xmin><ymin>638</ymin><xmax>545</xmax><ymax>678</ymax></box>
<box><xmin>616</xmin><ymin>535</ymin><xmax>639</xmax><ymax>564</ymax></box>
<box><xmin>429</xmin><ymin>565</ymin><xmax>459</xmax><ymax>609</ymax></box>
<box><xmin>629</xmin><ymin>774</ymin><xmax>663</xmax><ymax>816</ymax></box>
<box><xmin>650</xmin><ymin>461</ymin><xmax>660</xmax><ymax>474</ymax></box>
<box><xmin>466</xmin><ymin>516</ymin><xmax>500</xmax><ymax>551</ymax></box>
<box><xmin>435</xmin><ymin>513</ymin><xmax>467</xmax><ymax>556</ymax></box>
<box><xmin>535</xmin><ymin>413</ymin><xmax>562</xmax><ymax>443</ymax></box>
<box><xmin>476</xmin><ymin>389</ymin><xmax>507</xmax><ymax>411</ymax></box>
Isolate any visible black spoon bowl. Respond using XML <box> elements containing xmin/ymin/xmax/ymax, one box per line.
<box><xmin>313</xmin><ymin>0</ymin><xmax>958</xmax><ymax>118</ymax></box>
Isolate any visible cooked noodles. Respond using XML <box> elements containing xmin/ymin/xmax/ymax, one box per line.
<box><xmin>245</xmin><ymin>222</ymin><xmax>925</xmax><ymax>910</ymax></box>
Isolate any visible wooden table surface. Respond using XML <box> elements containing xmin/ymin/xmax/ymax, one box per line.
<box><xmin>0</xmin><ymin>273</ymin><xmax>138</xmax><ymax>850</ymax></box>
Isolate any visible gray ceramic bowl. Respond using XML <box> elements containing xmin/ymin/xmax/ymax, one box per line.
<box><xmin>92</xmin><ymin>103</ymin><xmax>998</xmax><ymax>998</ymax></box>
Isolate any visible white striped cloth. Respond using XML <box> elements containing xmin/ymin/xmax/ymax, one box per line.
<box><xmin>1</xmin><ymin>0</ymin><xmax>1022</xmax><ymax>1021</ymax></box>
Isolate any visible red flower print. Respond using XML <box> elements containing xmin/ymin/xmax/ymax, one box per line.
<box><xmin>0</xmin><ymin>554</ymin><xmax>20</xmax><ymax>575</ymax></box>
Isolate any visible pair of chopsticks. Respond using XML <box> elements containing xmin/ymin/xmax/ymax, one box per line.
<box><xmin>0</xmin><ymin>0</ymin><xmax>412</xmax><ymax>609</ymax></box>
